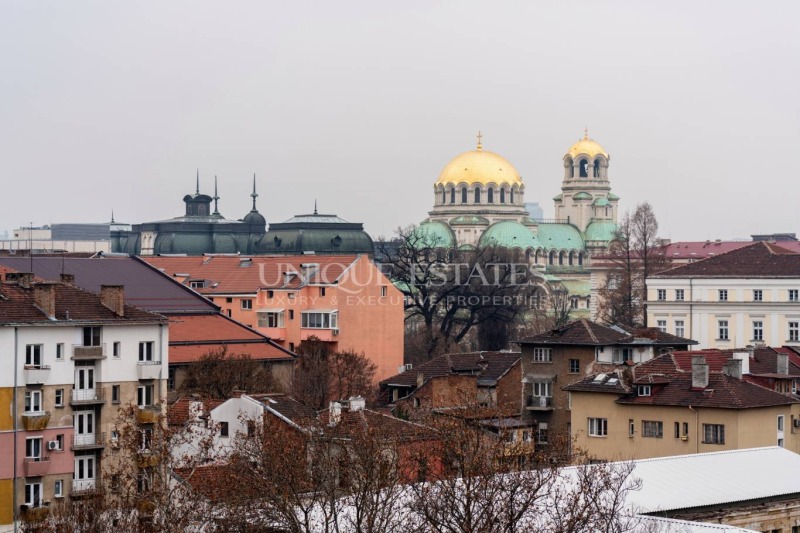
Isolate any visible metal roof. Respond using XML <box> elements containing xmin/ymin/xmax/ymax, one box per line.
<box><xmin>633</xmin><ymin>516</ymin><xmax>756</xmax><ymax>532</ymax></box>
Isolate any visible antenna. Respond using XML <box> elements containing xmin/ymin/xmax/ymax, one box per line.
<box><xmin>29</xmin><ymin>221</ymin><xmax>33</xmax><ymax>272</ymax></box>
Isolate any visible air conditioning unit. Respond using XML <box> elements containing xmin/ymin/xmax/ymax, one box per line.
<box><xmin>332</xmin><ymin>329</ymin><xmax>339</xmax><ymax>336</ymax></box>
<box><xmin>793</xmin><ymin>419</ymin><xmax>800</xmax><ymax>428</ymax></box>
<box><xmin>680</xmin><ymin>435</ymin><xmax>689</xmax><ymax>441</ymax></box>
<box><xmin>47</xmin><ymin>440</ymin><xmax>59</xmax><ymax>451</ymax></box>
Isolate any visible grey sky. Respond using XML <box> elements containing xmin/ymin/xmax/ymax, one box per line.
<box><xmin>1</xmin><ymin>1</ymin><xmax>798</xmax><ymax>241</ymax></box>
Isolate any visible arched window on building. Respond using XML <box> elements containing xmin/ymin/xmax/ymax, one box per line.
<box><xmin>451</xmin><ymin>189</ymin><xmax>456</xmax><ymax>204</ymax></box>
<box><xmin>578</xmin><ymin>252</ymin><xmax>584</xmax><ymax>266</ymax></box>
<box><xmin>500</xmin><ymin>188</ymin><xmax>505</xmax><ymax>204</ymax></box>
<box><xmin>548</xmin><ymin>251</ymin><xmax>555</xmax><ymax>265</ymax></box>
<box><xmin>559</xmin><ymin>251</ymin><xmax>565</xmax><ymax>265</ymax></box>
<box><xmin>566</xmin><ymin>158</ymin><xmax>575</xmax><ymax>178</ymax></box>
<box><xmin>568</xmin><ymin>251</ymin><xmax>575</xmax><ymax>266</ymax></box>
<box><xmin>474</xmin><ymin>188</ymin><xmax>481</xmax><ymax>204</ymax></box>
<box><xmin>461</xmin><ymin>188</ymin><xmax>468</xmax><ymax>204</ymax></box>
<box><xmin>441</xmin><ymin>189</ymin><xmax>446</xmax><ymax>204</ymax></box>
<box><xmin>593</xmin><ymin>159</ymin><xmax>601</xmax><ymax>178</ymax></box>
<box><xmin>579</xmin><ymin>159</ymin><xmax>589</xmax><ymax>178</ymax></box>
<box><xmin>487</xmin><ymin>188</ymin><xmax>494</xmax><ymax>204</ymax></box>
<box><xmin>510</xmin><ymin>189</ymin><xmax>515</xmax><ymax>204</ymax></box>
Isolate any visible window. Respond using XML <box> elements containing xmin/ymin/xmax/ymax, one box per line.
<box><xmin>247</xmin><ymin>420</ymin><xmax>256</xmax><ymax>438</ymax></box>
<box><xmin>139</xmin><ymin>428</ymin><xmax>153</xmax><ymax>451</ymax></box>
<box><xmin>82</xmin><ymin>326</ymin><xmax>101</xmax><ymax>347</ymax></box>
<box><xmin>168</xmin><ymin>367</ymin><xmax>176</xmax><ymax>391</ymax></box>
<box><xmin>532</xmin><ymin>381</ymin><xmax>552</xmax><ymax>398</ymax></box>
<box><xmin>537</xmin><ymin>423</ymin><xmax>548</xmax><ymax>444</ymax></box>
<box><xmin>753</xmin><ymin>320</ymin><xmax>764</xmax><ymax>341</ymax></box>
<box><xmin>675</xmin><ymin>320</ymin><xmax>685</xmax><ymax>338</ymax></box>
<box><xmin>790</xmin><ymin>289</ymin><xmax>799</xmax><ymax>302</ymax></box>
<box><xmin>500</xmin><ymin>188</ymin><xmax>505</xmax><ymax>204</ymax></box>
<box><xmin>319</xmin><ymin>287</ymin><xmax>326</xmax><ymax>297</ymax></box>
<box><xmin>381</xmin><ymin>286</ymin><xmax>387</xmax><ymax>297</ymax></box>
<box><xmin>612</xmin><ymin>348</ymin><xmax>633</xmax><ymax>364</ymax></box>
<box><xmin>258</xmin><ymin>311</ymin><xmax>285</xmax><ymax>328</ymax></box>
<box><xmin>656</xmin><ymin>320</ymin><xmax>667</xmax><ymax>333</ymax></box>
<box><xmin>55</xmin><ymin>388</ymin><xmax>64</xmax><ymax>407</ymax></box>
<box><xmin>675</xmin><ymin>289</ymin><xmax>684</xmax><ymax>301</ymax></box>
<box><xmin>189</xmin><ymin>280</ymin><xmax>205</xmax><ymax>289</ymax></box>
<box><xmin>25</xmin><ymin>482</ymin><xmax>42</xmax><ymax>507</ymax></box>
<box><xmin>241</xmin><ymin>299</ymin><xmax>253</xmax><ymax>310</ymax></box>
<box><xmin>301</xmin><ymin>311</ymin><xmax>338</xmax><ymax>329</ymax></box>
<box><xmin>474</xmin><ymin>188</ymin><xmax>481</xmax><ymax>204</ymax></box>
<box><xmin>718</xmin><ymin>289</ymin><xmax>728</xmax><ymax>301</ymax></box>
<box><xmin>450</xmin><ymin>189</ymin><xmax>456</xmax><ymax>204</ymax></box>
<box><xmin>790</xmin><ymin>321</ymin><xmax>799</xmax><ymax>342</ymax></box>
<box><xmin>461</xmin><ymin>188</ymin><xmax>468</xmax><ymax>204</ymax></box>
<box><xmin>778</xmin><ymin>415</ymin><xmax>785</xmax><ymax>431</ymax></box>
<box><xmin>702</xmin><ymin>423</ymin><xmax>725</xmax><ymax>444</ymax></box>
<box><xmin>26</xmin><ymin>437</ymin><xmax>42</xmax><ymax>460</ymax></box>
<box><xmin>683</xmin><ymin>422</ymin><xmax>689</xmax><ymax>438</ymax></box>
<box><xmin>657</xmin><ymin>289</ymin><xmax>666</xmax><ymax>301</ymax></box>
<box><xmin>570</xmin><ymin>297</ymin><xmax>578</xmax><ymax>309</ymax></box>
<box><xmin>718</xmin><ymin>320</ymin><xmax>729</xmax><ymax>340</ymax></box>
<box><xmin>532</xmin><ymin>348</ymin><xmax>552</xmax><ymax>362</ymax></box>
<box><xmin>113</xmin><ymin>341</ymin><xmax>121</xmax><ymax>358</ymax></box>
<box><xmin>289</xmin><ymin>342</ymin><xmax>295</xmax><ymax>352</ymax></box>
<box><xmin>642</xmin><ymin>421</ymin><xmax>663</xmax><ymax>438</ymax></box>
<box><xmin>24</xmin><ymin>390</ymin><xmax>42</xmax><ymax>413</ymax></box>
<box><xmin>629</xmin><ymin>419</ymin><xmax>635</xmax><ymax>437</ymax></box>
<box><xmin>487</xmin><ymin>188</ymin><xmax>494</xmax><ymax>203</ymax></box>
<box><xmin>637</xmin><ymin>385</ymin><xmax>651</xmax><ymax>396</ymax></box>
<box><xmin>569</xmin><ymin>359</ymin><xmax>580</xmax><ymax>374</ymax></box>
<box><xmin>137</xmin><ymin>472</ymin><xmax>153</xmax><ymax>494</ymax></box>
<box><xmin>220</xmin><ymin>421</ymin><xmax>229</xmax><ymax>438</ymax></box>
<box><xmin>588</xmin><ymin>418</ymin><xmax>608</xmax><ymax>437</ymax></box>
<box><xmin>112</xmin><ymin>385</ymin><xmax>120</xmax><ymax>404</ymax></box>
<box><xmin>266</xmin><ymin>290</ymin><xmax>274</xmax><ymax>299</ymax></box>
<box><xmin>54</xmin><ymin>479</ymin><xmax>64</xmax><ymax>498</ymax></box>
<box><xmin>674</xmin><ymin>422</ymin><xmax>680</xmax><ymax>439</ymax></box>
<box><xmin>56</xmin><ymin>343</ymin><xmax>64</xmax><ymax>360</ymax></box>
<box><xmin>25</xmin><ymin>344</ymin><xmax>43</xmax><ymax>367</ymax></box>
<box><xmin>225</xmin><ymin>297</ymin><xmax>233</xmax><ymax>304</ymax></box>
<box><xmin>55</xmin><ymin>434</ymin><xmax>64</xmax><ymax>451</ymax></box>
<box><xmin>137</xmin><ymin>384</ymin><xmax>154</xmax><ymax>408</ymax></box>
<box><xmin>138</xmin><ymin>341</ymin><xmax>154</xmax><ymax>362</ymax></box>
<box><xmin>288</xmin><ymin>309</ymin><xmax>295</xmax><ymax>320</ymax></box>
<box><xmin>753</xmin><ymin>289</ymin><xmax>763</xmax><ymax>301</ymax></box>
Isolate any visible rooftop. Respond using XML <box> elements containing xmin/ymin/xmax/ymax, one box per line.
<box><xmin>381</xmin><ymin>351</ymin><xmax>520</xmax><ymax>389</ymax></box>
<box><xmin>654</xmin><ymin>241</ymin><xmax>800</xmax><ymax>278</ymax></box>
<box><xmin>517</xmin><ymin>319</ymin><xmax>697</xmax><ymax>347</ymax></box>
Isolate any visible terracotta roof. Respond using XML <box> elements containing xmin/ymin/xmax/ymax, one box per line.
<box><xmin>0</xmin><ymin>256</ymin><xmax>215</xmax><ymax>313</ymax></box>
<box><xmin>517</xmin><ymin>319</ymin><xmax>696</xmax><ymax>347</ymax></box>
<box><xmin>319</xmin><ymin>408</ymin><xmax>438</xmax><ymax>441</ymax></box>
<box><xmin>173</xmin><ymin>464</ymin><xmax>239</xmax><ymax>502</ymax></box>
<box><xmin>653</xmin><ymin>242</ymin><xmax>800</xmax><ymax>278</ymax></box>
<box><xmin>665</xmin><ymin>240</ymin><xmax>800</xmax><ymax>260</ymax></box>
<box><xmin>663</xmin><ymin>348</ymin><xmax>800</xmax><ymax>376</ymax></box>
<box><xmin>168</xmin><ymin>396</ymin><xmax>224</xmax><ymax>426</ymax></box>
<box><xmin>380</xmin><ymin>351</ymin><xmax>520</xmax><ymax>388</ymax></box>
<box><xmin>167</xmin><ymin>313</ymin><xmax>294</xmax><ymax>364</ymax></box>
<box><xmin>142</xmin><ymin>255</ymin><xmax>362</xmax><ymax>294</ymax></box>
<box><xmin>251</xmin><ymin>393</ymin><xmax>319</xmax><ymax>426</ymax></box>
<box><xmin>0</xmin><ymin>281</ymin><xmax>165</xmax><ymax>324</ymax></box>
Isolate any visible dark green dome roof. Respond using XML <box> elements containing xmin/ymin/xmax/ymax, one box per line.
<box><xmin>258</xmin><ymin>212</ymin><xmax>374</xmax><ymax>255</ymax></box>
<box><xmin>411</xmin><ymin>221</ymin><xmax>456</xmax><ymax>249</ymax></box>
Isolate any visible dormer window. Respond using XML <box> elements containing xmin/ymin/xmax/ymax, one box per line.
<box><xmin>189</xmin><ymin>280</ymin><xmax>205</xmax><ymax>289</ymax></box>
<box><xmin>637</xmin><ymin>385</ymin><xmax>651</xmax><ymax>397</ymax></box>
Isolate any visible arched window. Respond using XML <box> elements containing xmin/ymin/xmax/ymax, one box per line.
<box><xmin>474</xmin><ymin>188</ymin><xmax>481</xmax><ymax>204</ymax></box>
<box><xmin>450</xmin><ymin>189</ymin><xmax>456</xmax><ymax>204</ymax></box>
<box><xmin>548</xmin><ymin>251</ymin><xmax>555</xmax><ymax>265</ymax></box>
<box><xmin>461</xmin><ymin>188</ymin><xmax>468</xmax><ymax>204</ymax></box>
<box><xmin>510</xmin><ymin>189</ymin><xmax>515</xmax><ymax>204</ymax></box>
<box><xmin>579</xmin><ymin>160</ymin><xmax>589</xmax><ymax>178</ymax></box>
<box><xmin>487</xmin><ymin>188</ymin><xmax>494</xmax><ymax>204</ymax></box>
<box><xmin>578</xmin><ymin>252</ymin><xmax>584</xmax><ymax>266</ymax></box>
<box><xmin>441</xmin><ymin>189</ymin><xmax>446</xmax><ymax>204</ymax></box>
<box><xmin>559</xmin><ymin>251</ymin><xmax>565</xmax><ymax>265</ymax></box>
<box><xmin>569</xmin><ymin>252</ymin><xmax>574</xmax><ymax>266</ymax></box>
<box><xmin>500</xmin><ymin>188</ymin><xmax>505</xmax><ymax>203</ymax></box>
<box><xmin>593</xmin><ymin>159</ymin><xmax>601</xmax><ymax>178</ymax></box>
<box><xmin>567</xmin><ymin>158</ymin><xmax>575</xmax><ymax>178</ymax></box>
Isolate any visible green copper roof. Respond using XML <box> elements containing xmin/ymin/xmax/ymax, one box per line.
<box><xmin>478</xmin><ymin>221</ymin><xmax>540</xmax><ymax>250</ymax></box>
<box><xmin>537</xmin><ymin>223</ymin><xmax>585</xmax><ymax>251</ymax></box>
<box><xmin>553</xmin><ymin>194</ymin><xmax>563</xmax><ymax>201</ymax></box>
<box><xmin>412</xmin><ymin>221</ymin><xmax>456</xmax><ymax>248</ymax></box>
<box><xmin>607</xmin><ymin>192</ymin><xmax>620</xmax><ymax>201</ymax></box>
<box><xmin>592</xmin><ymin>196</ymin><xmax>609</xmax><ymax>207</ymax></box>
<box><xmin>449</xmin><ymin>215</ymin><xmax>490</xmax><ymax>226</ymax></box>
<box><xmin>521</xmin><ymin>217</ymin><xmax>538</xmax><ymax>227</ymax></box>
<box><xmin>573</xmin><ymin>192</ymin><xmax>592</xmax><ymax>200</ymax></box>
<box><xmin>560</xmin><ymin>279</ymin><xmax>591</xmax><ymax>297</ymax></box>
<box><xmin>584</xmin><ymin>220</ymin><xmax>618</xmax><ymax>242</ymax></box>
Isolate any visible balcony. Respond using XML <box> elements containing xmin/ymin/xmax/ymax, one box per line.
<box><xmin>137</xmin><ymin>451</ymin><xmax>160</xmax><ymax>468</ymax></box>
<box><xmin>72</xmin><ymin>344</ymin><xmax>106</xmax><ymax>360</ymax></box>
<box><xmin>71</xmin><ymin>479</ymin><xmax>101</xmax><ymax>497</ymax></box>
<box><xmin>137</xmin><ymin>361</ymin><xmax>163</xmax><ymax>380</ymax></box>
<box><xmin>259</xmin><ymin>326</ymin><xmax>286</xmax><ymax>340</ymax></box>
<box><xmin>300</xmin><ymin>328</ymin><xmax>339</xmax><ymax>342</ymax></box>
<box><xmin>525</xmin><ymin>395</ymin><xmax>554</xmax><ymax>411</ymax></box>
<box><xmin>19</xmin><ymin>505</ymin><xmax>49</xmax><ymax>523</ymax></box>
<box><xmin>136</xmin><ymin>406</ymin><xmax>161</xmax><ymax>424</ymax></box>
<box><xmin>22</xmin><ymin>411</ymin><xmax>51</xmax><ymax>431</ymax></box>
<box><xmin>23</xmin><ymin>365</ymin><xmax>51</xmax><ymax>385</ymax></box>
<box><xmin>70</xmin><ymin>388</ymin><xmax>106</xmax><ymax>406</ymax></box>
<box><xmin>72</xmin><ymin>432</ymin><xmax>106</xmax><ymax>451</ymax></box>
<box><xmin>23</xmin><ymin>457</ymin><xmax>51</xmax><ymax>477</ymax></box>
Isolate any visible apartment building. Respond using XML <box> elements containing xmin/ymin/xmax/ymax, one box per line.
<box><xmin>143</xmin><ymin>255</ymin><xmax>403</xmax><ymax>381</ymax></box>
<box><xmin>647</xmin><ymin>241</ymin><xmax>800</xmax><ymax>349</ymax></box>
<box><xmin>564</xmin><ymin>352</ymin><xmax>800</xmax><ymax>461</ymax></box>
<box><xmin>0</xmin><ymin>274</ymin><xmax>167</xmax><ymax>528</ymax></box>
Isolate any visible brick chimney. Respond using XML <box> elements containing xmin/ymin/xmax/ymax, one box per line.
<box><xmin>777</xmin><ymin>353</ymin><xmax>789</xmax><ymax>375</ymax></box>
<box><xmin>329</xmin><ymin>401</ymin><xmax>342</xmax><ymax>426</ymax></box>
<box><xmin>33</xmin><ymin>283</ymin><xmax>57</xmax><ymax>319</ymax></box>
<box><xmin>722</xmin><ymin>358</ymin><xmax>742</xmax><ymax>380</ymax></box>
<box><xmin>60</xmin><ymin>273</ymin><xmax>75</xmax><ymax>285</ymax></box>
<box><xmin>416</xmin><ymin>371</ymin><xmax>424</xmax><ymax>388</ymax></box>
<box><xmin>100</xmin><ymin>285</ymin><xmax>125</xmax><ymax>317</ymax></box>
<box><xmin>348</xmin><ymin>396</ymin><xmax>365</xmax><ymax>412</ymax></box>
<box><xmin>8</xmin><ymin>272</ymin><xmax>34</xmax><ymax>288</ymax></box>
<box><xmin>692</xmin><ymin>355</ymin><xmax>709</xmax><ymax>389</ymax></box>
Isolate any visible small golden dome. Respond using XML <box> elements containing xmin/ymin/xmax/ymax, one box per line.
<box><xmin>436</xmin><ymin>140</ymin><xmax>523</xmax><ymax>188</ymax></box>
<box><xmin>566</xmin><ymin>129</ymin><xmax>608</xmax><ymax>160</ymax></box>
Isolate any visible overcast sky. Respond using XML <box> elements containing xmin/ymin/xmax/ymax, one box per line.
<box><xmin>1</xmin><ymin>1</ymin><xmax>798</xmax><ymax>241</ymax></box>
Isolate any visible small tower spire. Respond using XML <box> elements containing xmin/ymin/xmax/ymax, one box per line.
<box><xmin>250</xmin><ymin>173</ymin><xmax>259</xmax><ymax>212</ymax></box>
<box><xmin>583</xmin><ymin>127</ymin><xmax>589</xmax><ymax>140</ymax></box>
<box><xmin>476</xmin><ymin>130</ymin><xmax>483</xmax><ymax>150</ymax></box>
<box><xmin>212</xmin><ymin>175</ymin><xmax>220</xmax><ymax>215</ymax></box>
<box><xmin>110</xmin><ymin>210</ymin><xmax>115</xmax><ymax>224</ymax></box>
<box><xmin>313</xmin><ymin>199</ymin><xmax>318</xmax><ymax>215</ymax></box>
<box><xmin>196</xmin><ymin>169</ymin><xmax>200</xmax><ymax>194</ymax></box>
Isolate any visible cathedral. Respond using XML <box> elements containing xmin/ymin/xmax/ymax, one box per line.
<box><xmin>416</xmin><ymin>131</ymin><xmax>621</xmax><ymax>313</ymax></box>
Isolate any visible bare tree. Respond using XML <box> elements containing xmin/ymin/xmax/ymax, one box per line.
<box><xmin>181</xmin><ymin>347</ymin><xmax>276</xmax><ymax>399</ymax></box>
<box><xmin>329</xmin><ymin>349</ymin><xmax>378</xmax><ymax>404</ymax></box>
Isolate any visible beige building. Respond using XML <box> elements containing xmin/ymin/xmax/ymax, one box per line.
<box><xmin>647</xmin><ymin>241</ymin><xmax>800</xmax><ymax>349</ymax></box>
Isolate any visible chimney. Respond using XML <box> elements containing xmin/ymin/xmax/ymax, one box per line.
<box><xmin>329</xmin><ymin>401</ymin><xmax>342</xmax><ymax>426</ymax></box>
<box><xmin>722</xmin><ymin>358</ymin><xmax>742</xmax><ymax>380</ymax></box>
<box><xmin>777</xmin><ymin>353</ymin><xmax>789</xmax><ymax>375</ymax></box>
<box><xmin>348</xmin><ymin>396</ymin><xmax>365</xmax><ymax>412</ymax></box>
<box><xmin>733</xmin><ymin>352</ymin><xmax>751</xmax><ymax>375</ymax></box>
<box><xmin>691</xmin><ymin>355</ymin><xmax>709</xmax><ymax>389</ymax></box>
<box><xmin>8</xmin><ymin>272</ymin><xmax>34</xmax><ymax>288</ymax></box>
<box><xmin>33</xmin><ymin>283</ymin><xmax>57</xmax><ymax>319</ymax></box>
<box><xmin>60</xmin><ymin>273</ymin><xmax>75</xmax><ymax>285</ymax></box>
<box><xmin>100</xmin><ymin>285</ymin><xmax>125</xmax><ymax>317</ymax></box>
<box><xmin>232</xmin><ymin>390</ymin><xmax>245</xmax><ymax>399</ymax></box>
<box><xmin>416</xmin><ymin>371</ymin><xmax>424</xmax><ymax>388</ymax></box>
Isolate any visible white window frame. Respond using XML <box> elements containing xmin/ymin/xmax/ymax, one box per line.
<box><xmin>26</xmin><ymin>437</ymin><xmax>43</xmax><ymax>460</ymax></box>
<box><xmin>54</xmin><ymin>479</ymin><xmax>64</xmax><ymax>498</ymax></box>
<box><xmin>778</xmin><ymin>415</ymin><xmax>785</xmax><ymax>431</ymax></box>
<box><xmin>718</xmin><ymin>320</ymin><xmax>729</xmax><ymax>341</ymax></box>
<box><xmin>675</xmin><ymin>289</ymin><xmax>684</xmax><ymax>301</ymax></box>
<box><xmin>569</xmin><ymin>358</ymin><xmax>580</xmax><ymax>374</ymax></box>
<box><xmin>24</xmin><ymin>390</ymin><xmax>43</xmax><ymax>414</ymax></box>
<box><xmin>258</xmin><ymin>310</ymin><xmax>285</xmax><ymax>328</ymax></box>
<box><xmin>25</xmin><ymin>482</ymin><xmax>43</xmax><ymax>507</ymax></box>
<box><xmin>656</xmin><ymin>289</ymin><xmax>666</xmax><ymax>301</ymax></box>
<box><xmin>532</xmin><ymin>381</ymin><xmax>553</xmax><ymax>398</ymax></box>
<box><xmin>612</xmin><ymin>348</ymin><xmax>633</xmax><ymax>364</ymax></box>
<box><xmin>674</xmin><ymin>320</ymin><xmax>685</xmax><ymax>338</ymax></box>
<box><xmin>56</xmin><ymin>343</ymin><xmax>64</xmax><ymax>361</ymax></box>
<box><xmin>789</xmin><ymin>321</ymin><xmax>799</xmax><ymax>342</ymax></box>
<box><xmin>55</xmin><ymin>388</ymin><xmax>64</xmax><ymax>407</ymax></box>
<box><xmin>718</xmin><ymin>289</ymin><xmax>728</xmax><ymax>302</ymax></box>
<box><xmin>25</xmin><ymin>344</ymin><xmax>43</xmax><ymax>368</ymax></box>
<box><xmin>241</xmin><ymin>299</ymin><xmax>253</xmax><ymax>310</ymax></box>
<box><xmin>301</xmin><ymin>311</ymin><xmax>339</xmax><ymax>330</ymax></box>
<box><xmin>138</xmin><ymin>341</ymin><xmax>155</xmax><ymax>362</ymax></box>
<box><xmin>656</xmin><ymin>320</ymin><xmax>667</xmax><ymax>333</ymax></box>
<box><xmin>588</xmin><ymin>417</ymin><xmax>608</xmax><ymax>437</ymax></box>
<box><xmin>637</xmin><ymin>385</ymin><xmax>651</xmax><ymax>396</ymax></box>
<box><xmin>532</xmin><ymin>348</ymin><xmax>552</xmax><ymax>362</ymax></box>
<box><xmin>790</xmin><ymin>289</ymin><xmax>799</xmax><ymax>303</ymax></box>
<box><xmin>641</xmin><ymin>420</ymin><xmax>663</xmax><ymax>438</ymax></box>
<box><xmin>137</xmin><ymin>384</ymin><xmax>154</xmax><ymax>408</ymax></box>
<box><xmin>753</xmin><ymin>289</ymin><xmax>763</xmax><ymax>301</ymax></box>
<box><xmin>753</xmin><ymin>320</ymin><xmax>764</xmax><ymax>341</ymax></box>
<box><xmin>82</xmin><ymin>326</ymin><xmax>101</xmax><ymax>347</ymax></box>
<box><xmin>113</xmin><ymin>341</ymin><xmax>121</xmax><ymax>358</ymax></box>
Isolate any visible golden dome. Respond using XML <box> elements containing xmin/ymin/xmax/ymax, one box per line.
<box><xmin>566</xmin><ymin>129</ymin><xmax>608</xmax><ymax>160</ymax></box>
<box><xmin>436</xmin><ymin>138</ymin><xmax>523</xmax><ymax>188</ymax></box>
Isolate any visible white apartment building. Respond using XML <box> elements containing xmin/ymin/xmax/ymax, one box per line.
<box><xmin>647</xmin><ymin>242</ymin><xmax>800</xmax><ymax>350</ymax></box>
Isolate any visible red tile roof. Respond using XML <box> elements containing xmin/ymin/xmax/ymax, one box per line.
<box><xmin>654</xmin><ymin>242</ymin><xmax>800</xmax><ymax>278</ymax></box>
<box><xmin>517</xmin><ymin>319</ymin><xmax>696</xmax><ymax>347</ymax></box>
<box><xmin>318</xmin><ymin>408</ymin><xmax>438</xmax><ymax>441</ymax></box>
<box><xmin>168</xmin><ymin>396</ymin><xmax>224</xmax><ymax>426</ymax></box>
<box><xmin>665</xmin><ymin>240</ymin><xmax>800</xmax><ymax>260</ymax></box>
<box><xmin>173</xmin><ymin>464</ymin><xmax>239</xmax><ymax>502</ymax></box>
<box><xmin>168</xmin><ymin>313</ymin><xmax>294</xmax><ymax>364</ymax></box>
<box><xmin>142</xmin><ymin>255</ymin><xmax>362</xmax><ymax>294</ymax></box>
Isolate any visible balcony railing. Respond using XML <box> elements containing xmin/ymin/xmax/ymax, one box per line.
<box><xmin>70</xmin><ymin>388</ymin><xmax>106</xmax><ymax>405</ymax></box>
<box><xmin>23</xmin><ymin>365</ymin><xmax>51</xmax><ymax>385</ymax></box>
<box><xmin>71</xmin><ymin>479</ymin><xmax>101</xmax><ymax>496</ymax></box>
<box><xmin>525</xmin><ymin>395</ymin><xmax>554</xmax><ymax>410</ymax></box>
<box><xmin>23</xmin><ymin>456</ymin><xmax>51</xmax><ymax>477</ymax></box>
<box><xmin>21</xmin><ymin>411</ymin><xmax>51</xmax><ymax>431</ymax></box>
<box><xmin>72</xmin><ymin>344</ymin><xmax>106</xmax><ymax>360</ymax></box>
<box><xmin>72</xmin><ymin>432</ymin><xmax>106</xmax><ymax>450</ymax></box>
<box><xmin>136</xmin><ymin>406</ymin><xmax>161</xmax><ymax>424</ymax></box>
<box><xmin>137</xmin><ymin>360</ymin><xmax>163</xmax><ymax>380</ymax></box>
